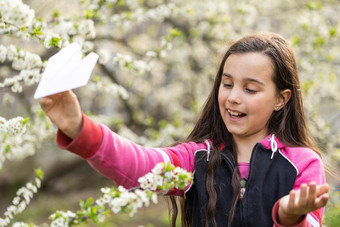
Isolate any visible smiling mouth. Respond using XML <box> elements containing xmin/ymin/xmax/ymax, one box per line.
<box><xmin>228</xmin><ymin>110</ymin><xmax>246</xmax><ymax>119</ymax></box>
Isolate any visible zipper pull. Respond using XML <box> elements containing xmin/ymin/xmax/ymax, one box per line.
<box><xmin>268</xmin><ymin>134</ymin><xmax>278</xmax><ymax>159</ymax></box>
<box><xmin>240</xmin><ymin>178</ymin><xmax>246</xmax><ymax>199</ymax></box>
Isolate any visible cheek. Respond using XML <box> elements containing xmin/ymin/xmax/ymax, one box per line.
<box><xmin>246</xmin><ymin>96</ymin><xmax>275</xmax><ymax>119</ymax></box>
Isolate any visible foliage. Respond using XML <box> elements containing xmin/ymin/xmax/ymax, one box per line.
<box><xmin>324</xmin><ymin>191</ymin><xmax>340</xmax><ymax>227</ymax></box>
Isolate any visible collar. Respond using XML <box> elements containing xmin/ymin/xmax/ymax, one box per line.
<box><xmin>261</xmin><ymin>134</ymin><xmax>286</xmax><ymax>161</ymax></box>
<box><xmin>260</xmin><ymin>134</ymin><xmax>286</xmax><ymax>150</ymax></box>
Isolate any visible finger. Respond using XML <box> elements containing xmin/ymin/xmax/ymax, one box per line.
<box><xmin>316</xmin><ymin>184</ymin><xmax>329</xmax><ymax>196</ymax></box>
<box><xmin>39</xmin><ymin>96</ymin><xmax>53</xmax><ymax>110</ymax></box>
<box><xmin>314</xmin><ymin>193</ymin><xmax>329</xmax><ymax>208</ymax></box>
<box><xmin>288</xmin><ymin>190</ymin><xmax>296</xmax><ymax>209</ymax></box>
<box><xmin>307</xmin><ymin>182</ymin><xmax>317</xmax><ymax>206</ymax></box>
<box><xmin>298</xmin><ymin>184</ymin><xmax>308</xmax><ymax>206</ymax></box>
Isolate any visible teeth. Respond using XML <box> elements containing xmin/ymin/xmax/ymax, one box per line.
<box><xmin>228</xmin><ymin>110</ymin><xmax>243</xmax><ymax>117</ymax></box>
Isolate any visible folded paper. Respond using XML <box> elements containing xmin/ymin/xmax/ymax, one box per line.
<box><xmin>34</xmin><ymin>42</ymin><xmax>99</xmax><ymax>99</ymax></box>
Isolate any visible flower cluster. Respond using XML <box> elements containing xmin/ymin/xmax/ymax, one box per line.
<box><xmin>87</xmin><ymin>79</ymin><xmax>129</xmax><ymax>100</ymax></box>
<box><xmin>0</xmin><ymin>44</ymin><xmax>42</xmax><ymax>92</ymax></box>
<box><xmin>0</xmin><ymin>105</ymin><xmax>56</xmax><ymax>169</ymax></box>
<box><xmin>138</xmin><ymin>162</ymin><xmax>192</xmax><ymax>191</ymax></box>
<box><xmin>40</xmin><ymin>16</ymin><xmax>96</xmax><ymax>50</ymax></box>
<box><xmin>50</xmin><ymin>210</ymin><xmax>77</xmax><ymax>227</ymax></box>
<box><xmin>0</xmin><ymin>169</ymin><xmax>43</xmax><ymax>227</ymax></box>
<box><xmin>112</xmin><ymin>27</ymin><xmax>180</xmax><ymax>75</ymax></box>
<box><xmin>0</xmin><ymin>116</ymin><xmax>28</xmax><ymax>136</ymax></box>
<box><xmin>96</xmin><ymin>186</ymin><xmax>157</xmax><ymax>217</ymax></box>
<box><xmin>0</xmin><ymin>0</ymin><xmax>96</xmax><ymax>50</ymax></box>
<box><xmin>109</xmin><ymin>3</ymin><xmax>176</xmax><ymax>27</ymax></box>
<box><xmin>0</xmin><ymin>0</ymin><xmax>35</xmax><ymax>27</ymax></box>
<box><xmin>48</xmin><ymin>163</ymin><xmax>192</xmax><ymax>226</ymax></box>
<box><xmin>113</xmin><ymin>53</ymin><xmax>152</xmax><ymax>75</ymax></box>
<box><xmin>1</xmin><ymin>45</ymin><xmax>43</xmax><ymax>70</ymax></box>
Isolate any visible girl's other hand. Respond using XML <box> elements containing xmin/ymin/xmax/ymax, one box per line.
<box><xmin>278</xmin><ymin>182</ymin><xmax>329</xmax><ymax>225</ymax></box>
<box><xmin>39</xmin><ymin>90</ymin><xmax>82</xmax><ymax>139</ymax></box>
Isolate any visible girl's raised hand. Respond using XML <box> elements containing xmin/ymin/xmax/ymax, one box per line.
<box><xmin>39</xmin><ymin>90</ymin><xmax>82</xmax><ymax>139</ymax></box>
<box><xmin>278</xmin><ymin>182</ymin><xmax>329</xmax><ymax>225</ymax></box>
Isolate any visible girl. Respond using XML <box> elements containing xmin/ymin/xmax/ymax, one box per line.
<box><xmin>40</xmin><ymin>32</ymin><xmax>329</xmax><ymax>226</ymax></box>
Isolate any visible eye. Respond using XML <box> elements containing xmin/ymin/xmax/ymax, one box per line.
<box><xmin>245</xmin><ymin>88</ymin><xmax>257</xmax><ymax>94</ymax></box>
<box><xmin>223</xmin><ymin>82</ymin><xmax>232</xmax><ymax>88</ymax></box>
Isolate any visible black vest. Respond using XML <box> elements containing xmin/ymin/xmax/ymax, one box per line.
<box><xmin>185</xmin><ymin>143</ymin><xmax>297</xmax><ymax>227</ymax></box>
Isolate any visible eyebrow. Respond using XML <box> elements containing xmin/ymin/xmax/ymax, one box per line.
<box><xmin>222</xmin><ymin>73</ymin><xmax>265</xmax><ymax>86</ymax></box>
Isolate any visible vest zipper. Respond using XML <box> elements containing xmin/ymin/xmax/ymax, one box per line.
<box><xmin>241</xmin><ymin>143</ymin><xmax>260</xmax><ymax>226</ymax></box>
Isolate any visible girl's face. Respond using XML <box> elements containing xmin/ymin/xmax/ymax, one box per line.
<box><xmin>218</xmin><ymin>52</ymin><xmax>285</xmax><ymax>141</ymax></box>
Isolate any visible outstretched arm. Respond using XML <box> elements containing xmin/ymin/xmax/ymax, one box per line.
<box><xmin>277</xmin><ymin>182</ymin><xmax>329</xmax><ymax>226</ymax></box>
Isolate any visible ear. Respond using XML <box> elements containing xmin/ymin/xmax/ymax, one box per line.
<box><xmin>274</xmin><ymin>89</ymin><xmax>291</xmax><ymax>111</ymax></box>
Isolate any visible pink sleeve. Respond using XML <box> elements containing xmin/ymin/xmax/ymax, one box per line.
<box><xmin>57</xmin><ymin>113</ymin><xmax>207</xmax><ymax>189</ymax></box>
<box><xmin>272</xmin><ymin>148</ymin><xmax>326</xmax><ymax>227</ymax></box>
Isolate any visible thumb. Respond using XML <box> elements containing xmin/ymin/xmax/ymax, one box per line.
<box><xmin>39</xmin><ymin>96</ymin><xmax>53</xmax><ymax>111</ymax></box>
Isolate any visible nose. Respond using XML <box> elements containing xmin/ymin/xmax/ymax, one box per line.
<box><xmin>227</xmin><ymin>87</ymin><xmax>241</xmax><ymax>104</ymax></box>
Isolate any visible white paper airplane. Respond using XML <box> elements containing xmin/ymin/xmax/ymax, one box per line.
<box><xmin>34</xmin><ymin>42</ymin><xmax>99</xmax><ymax>99</ymax></box>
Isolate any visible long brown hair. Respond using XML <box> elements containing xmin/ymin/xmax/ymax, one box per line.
<box><xmin>168</xmin><ymin>32</ymin><xmax>320</xmax><ymax>227</ymax></box>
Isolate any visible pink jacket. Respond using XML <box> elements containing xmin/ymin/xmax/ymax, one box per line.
<box><xmin>57</xmin><ymin>114</ymin><xmax>326</xmax><ymax>227</ymax></box>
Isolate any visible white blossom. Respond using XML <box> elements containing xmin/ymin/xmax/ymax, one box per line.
<box><xmin>43</xmin><ymin>34</ymin><xmax>62</xmax><ymax>48</ymax></box>
<box><xmin>54</xmin><ymin>20</ymin><xmax>77</xmax><ymax>39</ymax></box>
<box><xmin>0</xmin><ymin>0</ymin><xmax>35</xmax><ymax>27</ymax></box>
<box><xmin>113</xmin><ymin>53</ymin><xmax>152</xmax><ymax>75</ymax></box>
<box><xmin>98</xmin><ymin>49</ymin><xmax>111</xmax><ymax>64</ymax></box>
<box><xmin>0</xmin><ymin>105</ymin><xmax>55</xmax><ymax>169</ymax></box>
<box><xmin>0</xmin><ymin>173</ymin><xmax>42</xmax><ymax>226</ymax></box>
<box><xmin>146</xmin><ymin>51</ymin><xmax>157</xmax><ymax>57</ymax></box>
<box><xmin>0</xmin><ymin>116</ymin><xmax>27</xmax><ymax>135</ymax></box>
<box><xmin>82</xmin><ymin>41</ymin><xmax>94</xmax><ymax>53</ymax></box>
<box><xmin>78</xmin><ymin>19</ymin><xmax>96</xmax><ymax>39</ymax></box>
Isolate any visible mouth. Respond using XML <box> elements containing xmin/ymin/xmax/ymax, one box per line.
<box><xmin>228</xmin><ymin>109</ymin><xmax>247</xmax><ymax>119</ymax></box>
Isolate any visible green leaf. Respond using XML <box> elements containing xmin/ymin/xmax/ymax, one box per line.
<box><xmin>53</xmin><ymin>10</ymin><xmax>60</xmax><ymax>18</ymax></box>
<box><xmin>85</xmin><ymin>10</ymin><xmax>92</xmax><ymax>19</ymax></box>
<box><xmin>32</xmin><ymin>27</ymin><xmax>43</xmax><ymax>36</ymax></box>
<box><xmin>92</xmin><ymin>75</ymin><xmax>101</xmax><ymax>82</ymax></box>
<box><xmin>45</xmin><ymin>121</ymin><xmax>50</xmax><ymax>130</ymax></box>
<box><xmin>118</xmin><ymin>0</ymin><xmax>125</xmax><ymax>6</ymax></box>
<box><xmin>90</xmin><ymin>206</ymin><xmax>98</xmax><ymax>223</ymax></box>
<box><xmin>145</xmin><ymin>116</ymin><xmax>154</xmax><ymax>126</ymax></box>
<box><xmin>79</xmin><ymin>199</ymin><xmax>85</xmax><ymax>208</ymax></box>
<box><xmin>164</xmin><ymin>162</ymin><xmax>174</xmax><ymax>172</ymax></box>
<box><xmin>169</xmin><ymin>28</ymin><xmax>182</xmax><ymax>37</ymax></box>
<box><xmin>307</xmin><ymin>2</ymin><xmax>322</xmax><ymax>10</ymax></box>
<box><xmin>20</xmin><ymin>27</ymin><xmax>27</xmax><ymax>32</ymax></box>
<box><xmin>22</xmin><ymin>117</ymin><xmax>29</xmax><ymax>124</ymax></box>
<box><xmin>35</xmin><ymin>168</ymin><xmax>44</xmax><ymax>180</ymax></box>
<box><xmin>302</xmin><ymin>80</ymin><xmax>314</xmax><ymax>93</ymax></box>
<box><xmin>4</xmin><ymin>145</ymin><xmax>11</xmax><ymax>154</ymax></box>
<box><xmin>291</xmin><ymin>35</ymin><xmax>301</xmax><ymax>46</ymax></box>
<box><xmin>49</xmin><ymin>37</ymin><xmax>62</xmax><ymax>47</ymax></box>
<box><xmin>329</xmin><ymin>27</ymin><xmax>337</xmax><ymax>37</ymax></box>
<box><xmin>329</xmin><ymin>73</ymin><xmax>336</xmax><ymax>83</ymax></box>
<box><xmin>312</xmin><ymin>36</ymin><xmax>325</xmax><ymax>48</ymax></box>
<box><xmin>125</xmin><ymin>12</ymin><xmax>132</xmax><ymax>19</ymax></box>
<box><xmin>84</xmin><ymin>198</ymin><xmax>94</xmax><ymax>208</ymax></box>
